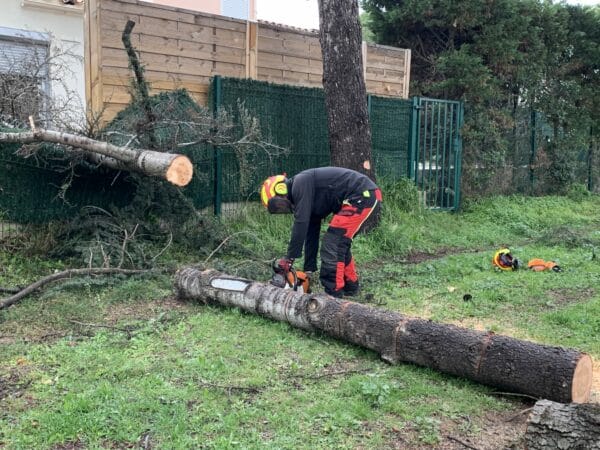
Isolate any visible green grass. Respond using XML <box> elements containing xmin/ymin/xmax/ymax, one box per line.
<box><xmin>1</xmin><ymin>189</ymin><xmax>599</xmax><ymax>449</ymax></box>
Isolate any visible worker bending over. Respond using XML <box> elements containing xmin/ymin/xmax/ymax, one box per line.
<box><xmin>260</xmin><ymin>167</ymin><xmax>382</xmax><ymax>298</ymax></box>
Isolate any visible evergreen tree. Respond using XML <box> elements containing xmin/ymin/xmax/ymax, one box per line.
<box><xmin>363</xmin><ymin>0</ymin><xmax>599</xmax><ymax>194</ymax></box>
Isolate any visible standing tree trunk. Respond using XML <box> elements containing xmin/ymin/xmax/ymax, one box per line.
<box><xmin>318</xmin><ymin>0</ymin><xmax>375</xmax><ymax>181</ymax></box>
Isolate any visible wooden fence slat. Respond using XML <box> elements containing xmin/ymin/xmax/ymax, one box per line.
<box><xmin>366</xmin><ymin>67</ymin><xmax>407</xmax><ymax>81</ymax></box>
<box><xmin>87</xmin><ymin>0</ymin><xmax>410</xmax><ymax>123</ymax></box>
<box><xmin>102</xmin><ymin>68</ymin><xmax>212</xmax><ymax>86</ymax></box>
<box><xmin>258</xmin><ymin>52</ymin><xmax>322</xmax><ymax>76</ymax></box>
<box><xmin>102</xmin><ymin>0</ymin><xmax>194</xmax><ymax>23</ymax></box>
<box><xmin>365</xmin><ymin>80</ymin><xmax>405</xmax><ymax>97</ymax></box>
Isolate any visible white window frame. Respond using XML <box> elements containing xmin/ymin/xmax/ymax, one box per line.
<box><xmin>0</xmin><ymin>26</ymin><xmax>51</xmax><ymax>124</ymax></box>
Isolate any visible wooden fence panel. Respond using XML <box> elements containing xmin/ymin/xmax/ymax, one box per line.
<box><xmin>85</xmin><ymin>0</ymin><xmax>411</xmax><ymax>123</ymax></box>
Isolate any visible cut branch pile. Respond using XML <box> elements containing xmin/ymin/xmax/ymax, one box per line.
<box><xmin>174</xmin><ymin>268</ymin><xmax>593</xmax><ymax>404</ymax></box>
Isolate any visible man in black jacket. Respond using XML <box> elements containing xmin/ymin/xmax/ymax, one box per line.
<box><xmin>260</xmin><ymin>167</ymin><xmax>382</xmax><ymax>298</ymax></box>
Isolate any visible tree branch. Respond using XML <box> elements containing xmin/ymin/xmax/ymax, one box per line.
<box><xmin>121</xmin><ymin>20</ymin><xmax>157</xmax><ymax>148</ymax></box>
<box><xmin>0</xmin><ymin>128</ymin><xmax>193</xmax><ymax>186</ymax></box>
<box><xmin>0</xmin><ymin>268</ymin><xmax>152</xmax><ymax>309</ymax></box>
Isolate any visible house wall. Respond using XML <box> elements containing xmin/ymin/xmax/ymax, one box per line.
<box><xmin>149</xmin><ymin>0</ymin><xmax>256</xmax><ymax>20</ymax></box>
<box><xmin>0</xmin><ymin>0</ymin><xmax>86</xmax><ymax>122</ymax></box>
<box><xmin>144</xmin><ymin>0</ymin><xmax>220</xmax><ymax>15</ymax></box>
<box><xmin>86</xmin><ymin>0</ymin><xmax>411</xmax><ymax>123</ymax></box>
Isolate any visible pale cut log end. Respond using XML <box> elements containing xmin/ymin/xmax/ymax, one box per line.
<box><xmin>571</xmin><ymin>354</ymin><xmax>593</xmax><ymax>403</ymax></box>
<box><xmin>166</xmin><ymin>155</ymin><xmax>193</xmax><ymax>187</ymax></box>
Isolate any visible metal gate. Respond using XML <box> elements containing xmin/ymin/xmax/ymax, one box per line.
<box><xmin>408</xmin><ymin>97</ymin><xmax>464</xmax><ymax>210</ymax></box>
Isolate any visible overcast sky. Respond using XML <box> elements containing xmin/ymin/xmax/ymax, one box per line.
<box><xmin>256</xmin><ymin>0</ymin><xmax>600</xmax><ymax>30</ymax></box>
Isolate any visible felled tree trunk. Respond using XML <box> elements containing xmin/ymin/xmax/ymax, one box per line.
<box><xmin>0</xmin><ymin>129</ymin><xmax>193</xmax><ymax>186</ymax></box>
<box><xmin>174</xmin><ymin>268</ymin><xmax>593</xmax><ymax>404</ymax></box>
<box><xmin>525</xmin><ymin>399</ymin><xmax>600</xmax><ymax>449</ymax></box>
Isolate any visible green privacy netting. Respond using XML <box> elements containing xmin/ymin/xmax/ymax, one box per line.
<box><xmin>0</xmin><ymin>78</ymin><xmax>444</xmax><ymax>224</ymax></box>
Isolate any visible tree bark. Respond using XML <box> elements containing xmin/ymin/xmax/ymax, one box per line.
<box><xmin>318</xmin><ymin>0</ymin><xmax>375</xmax><ymax>180</ymax></box>
<box><xmin>525</xmin><ymin>399</ymin><xmax>600</xmax><ymax>449</ymax></box>
<box><xmin>0</xmin><ymin>129</ymin><xmax>193</xmax><ymax>186</ymax></box>
<box><xmin>121</xmin><ymin>20</ymin><xmax>158</xmax><ymax>149</ymax></box>
<box><xmin>174</xmin><ymin>268</ymin><xmax>593</xmax><ymax>404</ymax></box>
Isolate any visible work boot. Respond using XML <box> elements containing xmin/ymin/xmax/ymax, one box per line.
<box><xmin>343</xmin><ymin>280</ymin><xmax>360</xmax><ymax>297</ymax></box>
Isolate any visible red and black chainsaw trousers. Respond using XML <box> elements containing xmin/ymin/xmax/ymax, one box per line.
<box><xmin>320</xmin><ymin>188</ymin><xmax>382</xmax><ymax>297</ymax></box>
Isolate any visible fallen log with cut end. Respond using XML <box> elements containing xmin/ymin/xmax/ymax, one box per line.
<box><xmin>525</xmin><ymin>399</ymin><xmax>600</xmax><ymax>449</ymax></box>
<box><xmin>174</xmin><ymin>268</ymin><xmax>593</xmax><ymax>404</ymax></box>
<box><xmin>0</xmin><ymin>129</ymin><xmax>193</xmax><ymax>186</ymax></box>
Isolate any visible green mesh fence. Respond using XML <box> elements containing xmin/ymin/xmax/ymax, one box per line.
<box><xmin>0</xmin><ymin>138</ymin><xmax>133</xmax><ymax>224</ymax></box>
<box><xmin>212</xmin><ymin>77</ymin><xmax>330</xmax><ymax>205</ymax></box>
<box><xmin>507</xmin><ymin>109</ymin><xmax>598</xmax><ymax>194</ymax></box>
<box><xmin>369</xmin><ymin>95</ymin><xmax>412</xmax><ymax>180</ymax></box>
<box><xmin>212</xmin><ymin>77</ymin><xmax>415</xmax><ymax>206</ymax></box>
<box><xmin>1</xmin><ymin>78</ymin><xmax>459</xmax><ymax>227</ymax></box>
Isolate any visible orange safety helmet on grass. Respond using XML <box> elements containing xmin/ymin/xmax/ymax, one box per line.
<box><xmin>260</xmin><ymin>174</ymin><xmax>288</xmax><ymax>207</ymax></box>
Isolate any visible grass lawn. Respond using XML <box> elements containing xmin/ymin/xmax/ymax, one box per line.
<box><xmin>1</xmin><ymin>191</ymin><xmax>599</xmax><ymax>449</ymax></box>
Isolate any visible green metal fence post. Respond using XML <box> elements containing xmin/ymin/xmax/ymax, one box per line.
<box><xmin>214</xmin><ymin>148</ymin><xmax>222</xmax><ymax>215</ymax></box>
<box><xmin>453</xmin><ymin>101</ymin><xmax>464</xmax><ymax>210</ymax></box>
<box><xmin>212</xmin><ymin>76</ymin><xmax>223</xmax><ymax>216</ymax></box>
<box><xmin>408</xmin><ymin>97</ymin><xmax>419</xmax><ymax>180</ymax></box>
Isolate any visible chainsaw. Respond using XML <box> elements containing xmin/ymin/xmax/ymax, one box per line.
<box><xmin>269</xmin><ymin>259</ymin><xmax>311</xmax><ymax>293</ymax></box>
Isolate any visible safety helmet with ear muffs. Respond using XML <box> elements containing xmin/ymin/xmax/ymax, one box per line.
<box><xmin>260</xmin><ymin>174</ymin><xmax>288</xmax><ymax>207</ymax></box>
<box><xmin>492</xmin><ymin>248</ymin><xmax>520</xmax><ymax>271</ymax></box>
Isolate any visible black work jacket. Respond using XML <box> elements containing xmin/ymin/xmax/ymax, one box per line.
<box><xmin>285</xmin><ymin>167</ymin><xmax>377</xmax><ymax>270</ymax></box>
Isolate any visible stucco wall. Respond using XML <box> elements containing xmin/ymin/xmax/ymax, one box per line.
<box><xmin>0</xmin><ymin>0</ymin><xmax>85</xmax><ymax>123</ymax></box>
<box><xmin>145</xmin><ymin>0</ymin><xmax>220</xmax><ymax>15</ymax></box>
<box><xmin>149</xmin><ymin>0</ymin><xmax>256</xmax><ymax>20</ymax></box>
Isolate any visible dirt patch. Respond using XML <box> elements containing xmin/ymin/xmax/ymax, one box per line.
<box><xmin>51</xmin><ymin>441</ymin><xmax>87</xmax><ymax>450</ymax></box>
<box><xmin>386</xmin><ymin>408</ymin><xmax>529</xmax><ymax>449</ymax></box>
<box><xmin>404</xmin><ymin>248</ymin><xmax>465</xmax><ymax>265</ymax></box>
<box><xmin>51</xmin><ymin>440</ymin><xmax>138</xmax><ymax>450</ymax></box>
<box><xmin>0</xmin><ymin>296</ymin><xmax>196</xmax><ymax>344</ymax></box>
<box><xmin>103</xmin><ymin>295</ymin><xmax>195</xmax><ymax>324</ymax></box>
<box><xmin>0</xmin><ymin>364</ymin><xmax>36</xmax><ymax>416</ymax></box>
<box><xmin>547</xmin><ymin>287</ymin><xmax>596</xmax><ymax>308</ymax></box>
<box><xmin>0</xmin><ymin>369</ymin><xmax>29</xmax><ymax>401</ymax></box>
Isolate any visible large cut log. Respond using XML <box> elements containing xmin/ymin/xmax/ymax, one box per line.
<box><xmin>0</xmin><ymin>129</ymin><xmax>193</xmax><ymax>186</ymax></box>
<box><xmin>174</xmin><ymin>268</ymin><xmax>593</xmax><ymax>404</ymax></box>
<box><xmin>525</xmin><ymin>399</ymin><xmax>600</xmax><ymax>449</ymax></box>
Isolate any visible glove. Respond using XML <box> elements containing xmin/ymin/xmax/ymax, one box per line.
<box><xmin>276</xmin><ymin>257</ymin><xmax>294</xmax><ymax>273</ymax></box>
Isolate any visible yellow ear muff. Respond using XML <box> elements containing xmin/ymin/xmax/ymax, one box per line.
<box><xmin>274</xmin><ymin>182</ymin><xmax>288</xmax><ymax>195</ymax></box>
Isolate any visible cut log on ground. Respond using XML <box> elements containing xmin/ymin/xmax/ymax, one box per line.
<box><xmin>174</xmin><ymin>268</ymin><xmax>593</xmax><ymax>404</ymax></box>
<box><xmin>525</xmin><ymin>399</ymin><xmax>600</xmax><ymax>449</ymax></box>
<box><xmin>0</xmin><ymin>129</ymin><xmax>193</xmax><ymax>186</ymax></box>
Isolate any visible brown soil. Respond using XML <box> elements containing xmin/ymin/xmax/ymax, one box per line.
<box><xmin>386</xmin><ymin>408</ymin><xmax>529</xmax><ymax>449</ymax></box>
<box><xmin>547</xmin><ymin>287</ymin><xmax>596</xmax><ymax>308</ymax></box>
<box><xmin>404</xmin><ymin>248</ymin><xmax>466</xmax><ymax>265</ymax></box>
